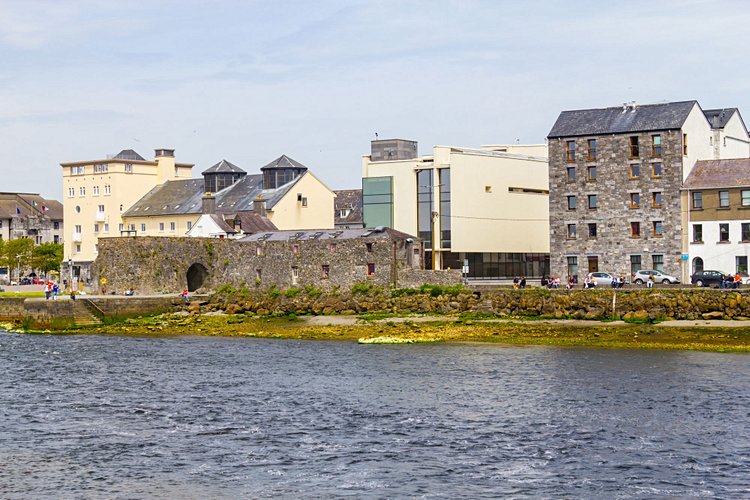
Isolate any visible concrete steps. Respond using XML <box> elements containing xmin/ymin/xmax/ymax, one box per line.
<box><xmin>71</xmin><ymin>300</ymin><xmax>103</xmax><ymax>326</ymax></box>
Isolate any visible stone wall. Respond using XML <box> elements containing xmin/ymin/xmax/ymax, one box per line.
<box><xmin>549</xmin><ymin>131</ymin><xmax>684</xmax><ymax>280</ymax></box>
<box><xmin>93</xmin><ymin>236</ymin><xmax>459</xmax><ymax>295</ymax></box>
<box><xmin>0</xmin><ymin>297</ymin><xmax>26</xmax><ymax>320</ymax></box>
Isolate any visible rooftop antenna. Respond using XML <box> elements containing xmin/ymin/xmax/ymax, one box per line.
<box><xmin>375</xmin><ymin>132</ymin><xmax>379</xmax><ymax>139</ymax></box>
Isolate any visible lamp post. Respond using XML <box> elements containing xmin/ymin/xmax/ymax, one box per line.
<box><xmin>68</xmin><ymin>257</ymin><xmax>73</xmax><ymax>291</ymax></box>
<box><xmin>16</xmin><ymin>255</ymin><xmax>21</xmax><ymax>293</ymax></box>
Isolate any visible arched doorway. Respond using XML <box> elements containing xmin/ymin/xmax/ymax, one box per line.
<box><xmin>186</xmin><ymin>263</ymin><xmax>208</xmax><ymax>292</ymax></box>
<box><xmin>692</xmin><ymin>257</ymin><xmax>704</xmax><ymax>274</ymax></box>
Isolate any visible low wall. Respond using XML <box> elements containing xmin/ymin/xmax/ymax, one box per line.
<box><xmin>0</xmin><ymin>298</ymin><xmax>27</xmax><ymax>321</ymax></box>
<box><xmin>88</xmin><ymin>296</ymin><xmax>188</xmax><ymax>317</ymax></box>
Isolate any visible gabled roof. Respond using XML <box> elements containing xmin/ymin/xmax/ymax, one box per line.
<box><xmin>113</xmin><ymin>149</ymin><xmax>146</xmax><ymax>161</ymax></box>
<box><xmin>334</xmin><ymin>189</ymin><xmax>363</xmax><ymax>226</ymax></box>
<box><xmin>260</xmin><ymin>154</ymin><xmax>308</xmax><ymax>171</ymax></box>
<box><xmin>0</xmin><ymin>193</ymin><xmax>63</xmax><ymax>219</ymax></box>
<box><xmin>548</xmin><ymin>101</ymin><xmax>698</xmax><ymax>138</ymax></box>
<box><xmin>201</xmin><ymin>159</ymin><xmax>246</xmax><ymax>175</ymax></box>
<box><xmin>703</xmin><ymin>108</ymin><xmax>736</xmax><ymax>129</ymax></box>
<box><xmin>228</xmin><ymin>212</ymin><xmax>277</xmax><ymax>233</ymax></box>
<box><xmin>683</xmin><ymin>158</ymin><xmax>750</xmax><ymax>189</ymax></box>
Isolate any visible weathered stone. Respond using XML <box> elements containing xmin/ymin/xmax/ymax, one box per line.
<box><xmin>702</xmin><ymin>311</ymin><xmax>724</xmax><ymax>320</ymax></box>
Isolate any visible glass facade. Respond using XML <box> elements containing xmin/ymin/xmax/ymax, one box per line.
<box><xmin>417</xmin><ymin>169</ymin><xmax>433</xmax><ymax>247</ymax></box>
<box><xmin>439</xmin><ymin>169</ymin><xmax>451</xmax><ymax>248</ymax></box>
<box><xmin>442</xmin><ymin>252</ymin><xmax>550</xmax><ymax>279</ymax></box>
<box><xmin>362</xmin><ymin>176</ymin><xmax>393</xmax><ymax>228</ymax></box>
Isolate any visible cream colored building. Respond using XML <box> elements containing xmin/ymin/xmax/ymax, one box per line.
<box><xmin>362</xmin><ymin>139</ymin><xmax>549</xmax><ymax>278</ymax></box>
<box><xmin>60</xmin><ymin>148</ymin><xmax>193</xmax><ymax>281</ymax></box>
<box><xmin>121</xmin><ymin>155</ymin><xmax>335</xmax><ymax>240</ymax></box>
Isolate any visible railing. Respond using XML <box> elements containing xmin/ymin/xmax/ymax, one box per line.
<box><xmin>72</xmin><ymin>232</ymin><xmax>82</xmax><ymax>242</ymax></box>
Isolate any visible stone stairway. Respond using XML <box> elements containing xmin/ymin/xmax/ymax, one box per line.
<box><xmin>71</xmin><ymin>299</ymin><xmax>103</xmax><ymax>326</ymax></box>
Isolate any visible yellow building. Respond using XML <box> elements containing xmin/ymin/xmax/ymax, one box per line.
<box><xmin>60</xmin><ymin>148</ymin><xmax>193</xmax><ymax>282</ymax></box>
<box><xmin>121</xmin><ymin>155</ymin><xmax>335</xmax><ymax>239</ymax></box>
<box><xmin>362</xmin><ymin>139</ymin><xmax>549</xmax><ymax>279</ymax></box>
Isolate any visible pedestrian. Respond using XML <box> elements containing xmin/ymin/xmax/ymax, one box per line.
<box><xmin>647</xmin><ymin>274</ymin><xmax>654</xmax><ymax>288</ymax></box>
<box><xmin>611</xmin><ymin>276</ymin><xmax>618</xmax><ymax>288</ymax></box>
<box><xmin>44</xmin><ymin>281</ymin><xmax>51</xmax><ymax>300</ymax></box>
<box><xmin>181</xmin><ymin>289</ymin><xmax>190</xmax><ymax>304</ymax></box>
<box><xmin>52</xmin><ymin>282</ymin><xmax>59</xmax><ymax>300</ymax></box>
<box><xmin>567</xmin><ymin>275</ymin><xmax>574</xmax><ymax>289</ymax></box>
<box><xmin>619</xmin><ymin>274</ymin><xmax>626</xmax><ymax>288</ymax></box>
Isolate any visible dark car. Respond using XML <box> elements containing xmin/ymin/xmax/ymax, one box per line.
<box><xmin>691</xmin><ymin>270</ymin><xmax>730</xmax><ymax>287</ymax></box>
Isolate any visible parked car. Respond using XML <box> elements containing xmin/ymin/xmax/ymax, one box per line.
<box><xmin>587</xmin><ymin>272</ymin><xmax>616</xmax><ymax>287</ymax></box>
<box><xmin>691</xmin><ymin>270</ymin><xmax>730</xmax><ymax>287</ymax></box>
<box><xmin>632</xmin><ymin>270</ymin><xmax>680</xmax><ymax>285</ymax></box>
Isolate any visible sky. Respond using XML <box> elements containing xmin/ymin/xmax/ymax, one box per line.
<box><xmin>2</xmin><ymin>0</ymin><xmax>750</xmax><ymax>200</ymax></box>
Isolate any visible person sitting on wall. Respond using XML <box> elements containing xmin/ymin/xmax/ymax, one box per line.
<box><xmin>519</xmin><ymin>277</ymin><xmax>526</xmax><ymax>289</ymax></box>
<box><xmin>512</xmin><ymin>277</ymin><xmax>519</xmax><ymax>289</ymax></box>
<box><xmin>124</xmin><ymin>287</ymin><xmax>135</xmax><ymax>296</ymax></box>
<box><xmin>733</xmin><ymin>273</ymin><xmax>742</xmax><ymax>289</ymax></box>
<box><xmin>181</xmin><ymin>289</ymin><xmax>190</xmax><ymax>304</ymax></box>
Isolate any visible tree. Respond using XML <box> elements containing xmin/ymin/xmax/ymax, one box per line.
<box><xmin>2</xmin><ymin>238</ymin><xmax>34</xmax><ymax>278</ymax></box>
<box><xmin>31</xmin><ymin>242</ymin><xmax>64</xmax><ymax>275</ymax></box>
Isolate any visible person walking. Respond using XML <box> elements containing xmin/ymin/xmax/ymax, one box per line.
<box><xmin>44</xmin><ymin>281</ymin><xmax>51</xmax><ymax>300</ymax></box>
<box><xmin>52</xmin><ymin>281</ymin><xmax>59</xmax><ymax>300</ymax></box>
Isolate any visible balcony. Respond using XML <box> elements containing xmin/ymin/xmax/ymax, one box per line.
<box><xmin>72</xmin><ymin>232</ymin><xmax>82</xmax><ymax>242</ymax></box>
<box><xmin>95</xmin><ymin>212</ymin><xmax>106</xmax><ymax>222</ymax></box>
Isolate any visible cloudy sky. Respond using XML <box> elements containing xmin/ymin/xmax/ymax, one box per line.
<box><xmin>2</xmin><ymin>0</ymin><xmax>750</xmax><ymax>200</ymax></box>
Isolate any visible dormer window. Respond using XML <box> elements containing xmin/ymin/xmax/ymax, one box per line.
<box><xmin>338</xmin><ymin>208</ymin><xmax>351</xmax><ymax>218</ymax></box>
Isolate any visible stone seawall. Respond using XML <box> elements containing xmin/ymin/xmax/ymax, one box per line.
<box><xmin>0</xmin><ymin>298</ymin><xmax>26</xmax><ymax>321</ymax></box>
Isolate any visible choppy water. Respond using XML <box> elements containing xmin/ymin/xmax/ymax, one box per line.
<box><xmin>1</xmin><ymin>331</ymin><xmax>749</xmax><ymax>499</ymax></box>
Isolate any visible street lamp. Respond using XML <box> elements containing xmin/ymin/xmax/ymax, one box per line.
<box><xmin>68</xmin><ymin>258</ymin><xmax>73</xmax><ymax>291</ymax></box>
<box><xmin>16</xmin><ymin>255</ymin><xmax>20</xmax><ymax>292</ymax></box>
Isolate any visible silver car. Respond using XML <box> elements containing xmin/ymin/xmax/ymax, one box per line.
<box><xmin>587</xmin><ymin>272</ymin><xmax>616</xmax><ymax>286</ymax></box>
<box><xmin>632</xmin><ymin>269</ymin><xmax>680</xmax><ymax>285</ymax></box>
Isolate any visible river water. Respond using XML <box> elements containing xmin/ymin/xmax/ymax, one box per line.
<box><xmin>1</xmin><ymin>331</ymin><xmax>748</xmax><ymax>499</ymax></box>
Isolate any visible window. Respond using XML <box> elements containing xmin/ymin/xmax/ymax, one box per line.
<box><xmin>338</xmin><ymin>208</ymin><xmax>350</xmax><ymax>218</ymax></box>
<box><xmin>94</xmin><ymin>223</ymin><xmax>99</xmax><ymax>233</ymax></box>
<box><xmin>93</xmin><ymin>163</ymin><xmax>108</xmax><ymax>173</ymax></box>
<box><xmin>629</xmin><ymin>136</ymin><xmax>639</xmax><ymax>157</ymax></box>
<box><xmin>291</xmin><ymin>266</ymin><xmax>299</xmax><ymax>285</ymax></box>
<box><xmin>631</xmin><ymin>221</ymin><xmax>641</xmax><ymax>237</ymax></box>
<box><xmin>366</xmin><ymin>242</ymin><xmax>373</xmax><ymax>252</ymax></box>
<box><xmin>630</xmin><ymin>255</ymin><xmax>642</xmax><ymax>274</ymax></box>
<box><xmin>738</xmin><ymin>256</ymin><xmax>748</xmax><ymax>274</ymax></box>
<box><xmin>693</xmin><ymin>224</ymin><xmax>703</xmax><ymax>243</ymax></box>
<box><xmin>124</xmin><ymin>163</ymin><xmax>133</xmax><ymax>173</ymax></box>
<box><xmin>186</xmin><ymin>221</ymin><xmax>192</xmax><ymax>231</ymax></box>
<box><xmin>256</xmin><ymin>269</ymin><xmax>262</xmax><ymax>281</ymax></box>
<box><xmin>567</xmin><ymin>256</ymin><xmax>578</xmax><ymax>278</ymax></box>
<box><xmin>76</xmin><ymin>244</ymin><xmax>81</xmax><ymax>253</ymax></box>
<box><xmin>720</xmin><ymin>223</ymin><xmax>729</xmax><ymax>242</ymax></box>
<box><xmin>129</xmin><ymin>224</ymin><xmax>135</xmax><ymax>231</ymax></box>
<box><xmin>329</xmin><ymin>243</ymin><xmax>337</xmax><ymax>254</ymax></box>
<box><xmin>74</xmin><ymin>224</ymin><xmax>82</xmax><ymax>233</ymax></box>
<box><xmin>79</xmin><ymin>186</ymin><xmax>85</xmax><ymax>196</ymax></box>
<box><xmin>93</xmin><ymin>186</ymin><xmax>99</xmax><ymax>196</ymax></box>
<box><xmin>301</xmin><ymin>197</ymin><xmax>308</xmax><ymax>207</ymax></box>
<box><xmin>103</xmin><ymin>223</ymin><xmax>109</xmax><ymax>233</ymax></box>
<box><xmin>67</xmin><ymin>187</ymin><xmax>75</xmax><ymax>197</ymax></box>
<box><xmin>70</xmin><ymin>165</ymin><xmax>84</xmax><ymax>175</ymax></box>
<box><xmin>652</xmin><ymin>254</ymin><xmax>664</xmax><ymax>273</ymax></box>
<box><xmin>53</xmin><ymin>222</ymin><xmax>59</xmax><ymax>230</ymax></box>
<box><xmin>567</xmin><ymin>224</ymin><xmax>577</xmax><ymax>239</ymax></box>
<box><xmin>322</xmin><ymin>264</ymin><xmax>330</xmax><ymax>279</ymax></box>
<box><xmin>719</xmin><ymin>191</ymin><xmax>730</xmax><ymax>208</ymax></box>
<box><xmin>567</xmin><ymin>195</ymin><xmax>577</xmax><ymax>210</ymax></box>
<box><xmin>652</xmin><ymin>135</ymin><xmax>661</xmax><ymax>157</ymax></box>
<box><xmin>587</xmin><ymin>139</ymin><xmax>597</xmax><ymax>160</ymax></box>
<box><xmin>367</xmin><ymin>263</ymin><xmax>376</xmax><ymax>276</ymax></box>
<box><xmin>588</xmin><ymin>223</ymin><xmax>597</xmax><ymax>238</ymax></box>
<box><xmin>98</xmin><ymin>204</ymin><xmax>104</xmax><ymax>213</ymax></box>
<box><xmin>118</xmin><ymin>223</ymin><xmax>124</xmax><ymax>232</ymax></box>
<box><xmin>587</xmin><ymin>256</ymin><xmax>599</xmax><ymax>273</ymax></box>
<box><xmin>75</xmin><ymin>205</ymin><xmax>81</xmax><ymax>213</ymax></box>
<box><xmin>141</xmin><ymin>224</ymin><xmax>146</xmax><ymax>232</ymax></box>
<box><xmin>692</xmin><ymin>191</ymin><xmax>703</xmax><ymax>209</ymax></box>
<box><xmin>170</xmin><ymin>222</ymin><xmax>175</xmax><ymax>231</ymax></box>
<box><xmin>630</xmin><ymin>193</ymin><xmax>640</xmax><ymax>208</ymax></box>
<box><xmin>566</xmin><ymin>167</ymin><xmax>576</xmax><ymax>181</ymax></box>
<box><xmin>743</xmin><ymin>223</ymin><xmax>750</xmax><ymax>241</ymax></box>
<box><xmin>742</xmin><ymin>190</ymin><xmax>750</xmax><ymax>206</ymax></box>
<box><xmin>566</xmin><ymin>141</ymin><xmax>576</xmax><ymax>161</ymax></box>
<box><xmin>629</xmin><ymin>164</ymin><xmax>640</xmax><ymax>179</ymax></box>
<box><xmin>651</xmin><ymin>163</ymin><xmax>662</xmax><ymax>177</ymax></box>
<box><xmin>587</xmin><ymin>165</ymin><xmax>597</xmax><ymax>181</ymax></box>
<box><xmin>653</xmin><ymin>221</ymin><xmax>663</xmax><ymax>237</ymax></box>
<box><xmin>683</xmin><ymin>133</ymin><xmax>688</xmax><ymax>155</ymax></box>
<box><xmin>652</xmin><ymin>192</ymin><xmax>663</xmax><ymax>208</ymax></box>
<box><xmin>104</xmin><ymin>184</ymin><xmax>111</xmax><ymax>195</ymax></box>
<box><xmin>587</xmin><ymin>194</ymin><xmax>597</xmax><ymax>209</ymax></box>
<box><xmin>159</xmin><ymin>222</ymin><xmax>164</xmax><ymax>232</ymax></box>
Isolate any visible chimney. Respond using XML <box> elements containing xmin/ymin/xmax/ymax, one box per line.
<box><xmin>202</xmin><ymin>192</ymin><xmax>216</xmax><ymax>214</ymax></box>
<box><xmin>253</xmin><ymin>194</ymin><xmax>267</xmax><ymax>216</ymax></box>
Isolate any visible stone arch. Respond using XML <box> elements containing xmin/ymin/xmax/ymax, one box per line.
<box><xmin>186</xmin><ymin>263</ymin><xmax>209</xmax><ymax>292</ymax></box>
<box><xmin>692</xmin><ymin>257</ymin><xmax>704</xmax><ymax>274</ymax></box>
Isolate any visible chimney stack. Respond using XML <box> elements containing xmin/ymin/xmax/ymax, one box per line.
<box><xmin>202</xmin><ymin>192</ymin><xmax>216</xmax><ymax>214</ymax></box>
<box><xmin>253</xmin><ymin>194</ymin><xmax>267</xmax><ymax>216</ymax></box>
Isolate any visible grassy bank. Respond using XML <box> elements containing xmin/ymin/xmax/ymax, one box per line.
<box><xmin>13</xmin><ymin>312</ymin><xmax>750</xmax><ymax>352</ymax></box>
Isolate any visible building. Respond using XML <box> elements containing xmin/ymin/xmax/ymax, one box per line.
<box><xmin>121</xmin><ymin>155</ymin><xmax>334</xmax><ymax>239</ymax></box>
<box><xmin>333</xmin><ymin>189</ymin><xmax>364</xmax><ymax>229</ymax></box>
<box><xmin>547</xmin><ymin>100</ymin><xmax>749</xmax><ymax>283</ymax></box>
<box><xmin>0</xmin><ymin>193</ymin><xmax>63</xmax><ymax>283</ymax></box>
<box><xmin>60</xmin><ymin>148</ymin><xmax>194</xmax><ymax>281</ymax></box>
<box><xmin>362</xmin><ymin>139</ymin><xmax>550</xmax><ymax>279</ymax></box>
<box><xmin>683</xmin><ymin>158</ymin><xmax>750</xmax><ymax>275</ymax></box>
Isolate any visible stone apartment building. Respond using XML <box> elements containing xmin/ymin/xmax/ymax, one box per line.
<box><xmin>548</xmin><ymin>100</ymin><xmax>749</xmax><ymax>282</ymax></box>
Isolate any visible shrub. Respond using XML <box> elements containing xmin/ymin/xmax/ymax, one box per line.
<box><xmin>305</xmin><ymin>286</ymin><xmax>323</xmax><ymax>298</ymax></box>
<box><xmin>284</xmin><ymin>288</ymin><xmax>301</xmax><ymax>298</ymax></box>
<box><xmin>352</xmin><ymin>282</ymin><xmax>373</xmax><ymax>294</ymax></box>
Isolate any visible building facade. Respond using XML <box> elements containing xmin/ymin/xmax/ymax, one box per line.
<box><xmin>548</xmin><ymin>101</ymin><xmax>749</xmax><ymax>283</ymax></box>
<box><xmin>362</xmin><ymin>139</ymin><xmax>550</xmax><ymax>279</ymax></box>
<box><xmin>60</xmin><ymin>148</ymin><xmax>194</xmax><ymax>281</ymax></box>
<box><xmin>683</xmin><ymin>158</ymin><xmax>750</xmax><ymax>276</ymax></box>
<box><xmin>333</xmin><ymin>189</ymin><xmax>364</xmax><ymax>229</ymax></box>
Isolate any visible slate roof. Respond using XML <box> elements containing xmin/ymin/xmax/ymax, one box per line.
<box><xmin>0</xmin><ymin>193</ymin><xmax>63</xmax><ymax>219</ymax></box>
<box><xmin>334</xmin><ymin>189</ymin><xmax>363</xmax><ymax>227</ymax></box>
<box><xmin>683</xmin><ymin>158</ymin><xmax>750</xmax><ymax>189</ymax></box>
<box><xmin>238</xmin><ymin>226</ymin><xmax>416</xmax><ymax>242</ymax></box>
<box><xmin>228</xmin><ymin>212</ymin><xmax>277</xmax><ymax>233</ymax></box>
<box><xmin>208</xmin><ymin>214</ymin><xmax>237</xmax><ymax>233</ymax></box>
<box><xmin>122</xmin><ymin>172</ymin><xmax>304</xmax><ymax>217</ymax></box>
<box><xmin>113</xmin><ymin>149</ymin><xmax>146</xmax><ymax>161</ymax></box>
<box><xmin>261</xmin><ymin>154</ymin><xmax>308</xmax><ymax>171</ymax></box>
<box><xmin>201</xmin><ymin>159</ymin><xmax>246</xmax><ymax>175</ymax></box>
<box><xmin>548</xmin><ymin>101</ymin><xmax>698</xmax><ymax>138</ymax></box>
